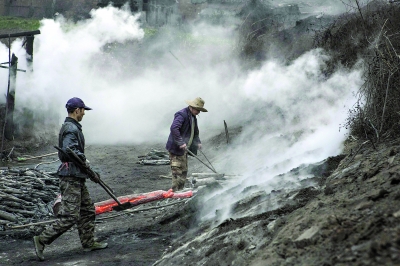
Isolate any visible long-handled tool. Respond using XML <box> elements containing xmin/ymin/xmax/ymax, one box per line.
<box><xmin>198</xmin><ymin>149</ymin><xmax>217</xmax><ymax>173</ymax></box>
<box><xmin>186</xmin><ymin>148</ymin><xmax>218</xmax><ymax>174</ymax></box>
<box><xmin>54</xmin><ymin>146</ymin><xmax>132</xmax><ymax>211</ymax></box>
<box><xmin>96</xmin><ymin>179</ymin><xmax>132</xmax><ymax>211</ymax></box>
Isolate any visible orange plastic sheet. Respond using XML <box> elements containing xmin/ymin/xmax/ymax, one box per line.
<box><xmin>94</xmin><ymin>189</ymin><xmax>193</xmax><ymax>215</ymax></box>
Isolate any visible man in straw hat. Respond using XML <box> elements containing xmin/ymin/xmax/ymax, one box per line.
<box><xmin>166</xmin><ymin>97</ymin><xmax>208</xmax><ymax>191</ymax></box>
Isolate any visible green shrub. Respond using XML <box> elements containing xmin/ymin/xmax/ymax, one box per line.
<box><xmin>0</xmin><ymin>16</ymin><xmax>40</xmax><ymax>31</ymax></box>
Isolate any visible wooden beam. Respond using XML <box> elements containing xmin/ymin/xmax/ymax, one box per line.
<box><xmin>0</xmin><ymin>30</ymin><xmax>40</xmax><ymax>39</ymax></box>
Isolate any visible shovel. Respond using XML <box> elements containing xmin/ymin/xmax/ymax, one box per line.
<box><xmin>54</xmin><ymin>146</ymin><xmax>132</xmax><ymax>212</ymax></box>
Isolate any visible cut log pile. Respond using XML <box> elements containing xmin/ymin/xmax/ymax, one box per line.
<box><xmin>0</xmin><ymin>168</ymin><xmax>59</xmax><ymax>229</ymax></box>
<box><xmin>137</xmin><ymin>149</ymin><xmax>170</xmax><ymax>165</ymax></box>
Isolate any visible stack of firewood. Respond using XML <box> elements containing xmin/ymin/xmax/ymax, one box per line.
<box><xmin>0</xmin><ymin>168</ymin><xmax>59</xmax><ymax>229</ymax></box>
<box><xmin>137</xmin><ymin>149</ymin><xmax>170</xmax><ymax>165</ymax></box>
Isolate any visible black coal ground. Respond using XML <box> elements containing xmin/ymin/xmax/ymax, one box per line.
<box><xmin>0</xmin><ymin>143</ymin><xmax>179</xmax><ymax>265</ymax></box>
<box><xmin>0</xmin><ymin>139</ymin><xmax>335</xmax><ymax>266</ymax></box>
<box><xmin>1</xmin><ymin>136</ymin><xmax>400</xmax><ymax>266</ymax></box>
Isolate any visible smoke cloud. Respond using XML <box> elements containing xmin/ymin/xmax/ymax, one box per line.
<box><xmin>0</xmin><ymin>3</ymin><xmax>363</xmax><ymax>221</ymax></box>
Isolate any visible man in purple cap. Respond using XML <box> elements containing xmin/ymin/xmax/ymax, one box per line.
<box><xmin>33</xmin><ymin>97</ymin><xmax>107</xmax><ymax>261</ymax></box>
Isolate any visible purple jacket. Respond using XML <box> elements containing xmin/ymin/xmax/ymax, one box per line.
<box><xmin>166</xmin><ymin>107</ymin><xmax>201</xmax><ymax>156</ymax></box>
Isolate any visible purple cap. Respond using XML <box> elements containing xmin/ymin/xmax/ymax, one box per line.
<box><xmin>65</xmin><ymin>97</ymin><xmax>92</xmax><ymax>110</ymax></box>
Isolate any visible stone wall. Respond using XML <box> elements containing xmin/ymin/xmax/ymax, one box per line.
<box><xmin>2</xmin><ymin>0</ymin><xmax>99</xmax><ymax>19</ymax></box>
<box><xmin>4</xmin><ymin>0</ymin><xmax>53</xmax><ymax>18</ymax></box>
<box><xmin>0</xmin><ymin>2</ymin><xmax>6</xmax><ymax>16</ymax></box>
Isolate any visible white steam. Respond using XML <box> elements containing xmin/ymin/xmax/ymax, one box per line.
<box><xmin>197</xmin><ymin>51</ymin><xmax>362</xmax><ymax>221</ymax></box>
<box><xmin>0</xmin><ymin>5</ymin><xmax>363</xmax><ymax>222</ymax></box>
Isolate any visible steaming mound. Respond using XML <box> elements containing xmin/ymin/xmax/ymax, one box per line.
<box><xmin>141</xmin><ymin>6</ymin><xmax>397</xmax><ymax>264</ymax></box>
<box><xmin>153</xmin><ymin>138</ymin><xmax>400</xmax><ymax>266</ymax></box>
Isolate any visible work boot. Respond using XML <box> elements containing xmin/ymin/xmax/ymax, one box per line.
<box><xmin>83</xmin><ymin>241</ymin><xmax>108</xmax><ymax>252</ymax></box>
<box><xmin>33</xmin><ymin>236</ymin><xmax>45</xmax><ymax>261</ymax></box>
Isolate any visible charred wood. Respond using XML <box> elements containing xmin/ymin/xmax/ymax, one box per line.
<box><xmin>0</xmin><ymin>210</ymin><xmax>17</xmax><ymax>222</ymax></box>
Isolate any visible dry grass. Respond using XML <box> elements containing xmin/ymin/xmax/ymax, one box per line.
<box><xmin>315</xmin><ymin>0</ymin><xmax>400</xmax><ymax>143</ymax></box>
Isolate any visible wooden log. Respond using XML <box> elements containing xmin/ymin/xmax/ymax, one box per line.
<box><xmin>140</xmin><ymin>159</ymin><xmax>170</xmax><ymax>165</ymax></box>
<box><xmin>7</xmin><ymin>219</ymin><xmax>57</xmax><ymax>229</ymax></box>
<box><xmin>0</xmin><ymin>219</ymin><xmax>12</xmax><ymax>225</ymax></box>
<box><xmin>192</xmin><ymin>173</ymin><xmax>225</xmax><ymax>178</ymax></box>
<box><xmin>23</xmin><ymin>171</ymin><xmax>37</xmax><ymax>177</ymax></box>
<box><xmin>6</xmin><ymin>193</ymin><xmax>32</xmax><ymax>202</ymax></box>
<box><xmin>2</xmin><ymin>206</ymin><xmax>35</xmax><ymax>217</ymax></box>
<box><xmin>0</xmin><ymin>229</ymin><xmax>30</xmax><ymax>236</ymax></box>
<box><xmin>0</xmin><ymin>181</ymin><xmax>22</xmax><ymax>189</ymax></box>
<box><xmin>33</xmin><ymin>171</ymin><xmax>57</xmax><ymax>181</ymax></box>
<box><xmin>1</xmin><ymin>187</ymin><xmax>25</xmax><ymax>195</ymax></box>
<box><xmin>2</xmin><ymin>201</ymin><xmax>35</xmax><ymax>209</ymax></box>
<box><xmin>193</xmin><ymin>177</ymin><xmax>218</xmax><ymax>186</ymax></box>
<box><xmin>0</xmin><ymin>210</ymin><xmax>17</xmax><ymax>222</ymax></box>
<box><xmin>17</xmin><ymin>180</ymin><xmax>34</xmax><ymax>185</ymax></box>
<box><xmin>224</xmin><ymin>120</ymin><xmax>230</xmax><ymax>144</ymax></box>
<box><xmin>34</xmin><ymin>174</ymin><xmax>60</xmax><ymax>184</ymax></box>
<box><xmin>0</xmin><ymin>191</ymin><xmax>33</xmax><ymax>205</ymax></box>
<box><xmin>7</xmin><ymin>169</ymin><xmax>22</xmax><ymax>174</ymax></box>
<box><xmin>30</xmin><ymin>192</ymin><xmax>57</xmax><ymax>202</ymax></box>
<box><xmin>45</xmin><ymin>185</ymin><xmax>60</xmax><ymax>191</ymax></box>
<box><xmin>19</xmin><ymin>175</ymin><xmax>46</xmax><ymax>186</ymax></box>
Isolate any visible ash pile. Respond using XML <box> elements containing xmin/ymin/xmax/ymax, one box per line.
<box><xmin>0</xmin><ymin>168</ymin><xmax>59</xmax><ymax>232</ymax></box>
<box><xmin>137</xmin><ymin>149</ymin><xmax>170</xmax><ymax>165</ymax></box>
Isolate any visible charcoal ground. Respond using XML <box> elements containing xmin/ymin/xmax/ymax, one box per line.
<box><xmin>0</xmin><ymin>143</ymin><xmax>187</xmax><ymax>265</ymax></box>
<box><xmin>1</xmin><ymin>136</ymin><xmax>400</xmax><ymax>266</ymax></box>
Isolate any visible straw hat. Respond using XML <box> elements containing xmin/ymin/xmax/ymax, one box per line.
<box><xmin>185</xmin><ymin>97</ymin><xmax>208</xmax><ymax>112</ymax></box>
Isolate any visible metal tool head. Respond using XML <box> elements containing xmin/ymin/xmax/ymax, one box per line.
<box><xmin>111</xmin><ymin>202</ymin><xmax>132</xmax><ymax>211</ymax></box>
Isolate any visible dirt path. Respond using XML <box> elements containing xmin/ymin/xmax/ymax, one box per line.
<box><xmin>0</xmin><ymin>143</ymin><xmax>189</xmax><ymax>266</ymax></box>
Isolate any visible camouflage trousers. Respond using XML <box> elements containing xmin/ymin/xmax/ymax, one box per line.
<box><xmin>39</xmin><ymin>177</ymin><xmax>96</xmax><ymax>248</ymax></box>
<box><xmin>169</xmin><ymin>151</ymin><xmax>188</xmax><ymax>191</ymax></box>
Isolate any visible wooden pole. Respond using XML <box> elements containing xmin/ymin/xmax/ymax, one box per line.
<box><xmin>4</xmin><ymin>54</ymin><xmax>18</xmax><ymax>140</ymax></box>
<box><xmin>224</xmin><ymin>120</ymin><xmax>230</xmax><ymax>144</ymax></box>
<box><xmin>25</xmin><ymin>35</ymin><xmax>34</xmax><ymax>71</ymax></box>
<box><xmin>0</xmin><ymin>30</ymin><xmax>41</xmax><ymax>39</ymax></box>
<box><xmin>0</xmin><ymin>31</ymin><xmax>40</xmax><ymax>158</ymax></box>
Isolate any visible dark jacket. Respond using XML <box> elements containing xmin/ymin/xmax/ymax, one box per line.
<box><xmin>166</xmin><ymin>107</ymin><xmax>201</xmax><ymax>156</ymax></box>
<box><xmin>57</xmin><ymin>117</ymin><xmax>88</xmax><ymax>178</ymax></box>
